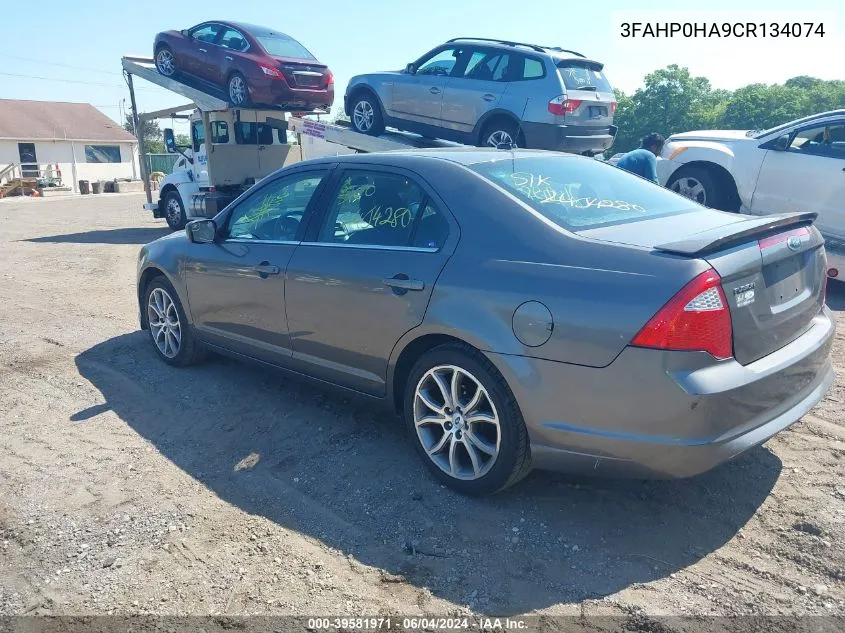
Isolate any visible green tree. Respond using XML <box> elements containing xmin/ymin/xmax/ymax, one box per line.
<box><xmin>123</xmin><ymin>113</ymin><xmax>164</xmax><ymax>153</ymax></box>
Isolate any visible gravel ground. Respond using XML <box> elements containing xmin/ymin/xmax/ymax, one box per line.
<box><xmin>1</xmin><ymin>194</ymin><xmax>845</xmax><ymax>623</ymax></box>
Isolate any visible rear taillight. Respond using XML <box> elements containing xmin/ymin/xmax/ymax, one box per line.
<box><xmin>631</xmin><ymin>268</ymin><xmax>733</xmax><ymax>360</ymax></box>
<box><xmin>325</xmin><ymin>70</ymin><xmax>334</xmax><ymax>87</ymax></box>
<box><xmin>610</xmin><ymin>101</ymin><xmax>617</xmax><ymax>115</ymax></box>
<box><xmin>260</xmin><ymin>64</ymin><xmax>284</xmax><ymax>80</ymax></box>
<box><xmin>548</xmin><ymin>96</ymin><xmax>582</xmax><ymax>115</ymax></box>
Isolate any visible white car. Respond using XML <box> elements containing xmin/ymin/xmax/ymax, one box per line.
<box><xmin>657</xmin><ymin>110</ymin><xmax>845</xmax><ymax>280</ymax></box>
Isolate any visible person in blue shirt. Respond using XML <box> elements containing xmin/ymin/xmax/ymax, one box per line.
<box><xmin>615</xmin><ymin>132</ymin><xmax>665</xmax><ymax>184</ymax></box>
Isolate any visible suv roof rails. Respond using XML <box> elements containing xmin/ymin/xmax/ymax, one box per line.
<box><xmin>445</xmin><ymin>37</ymin><xmax>546</xmax><ymax>53</ymax></box>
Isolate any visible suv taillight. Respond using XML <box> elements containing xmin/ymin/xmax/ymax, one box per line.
<box><xmin>610</xmin><ymin>101</ymin><xmax>617</xmax><ymax>115</ymax></box>
<box><xmin>631</xmin><ymin>268</ymin><xmax>733</xmax><ymax>359</ymax></box>
<box><xmin>548</xmin><ymin>96</ymin><xmax>582</xmax><ymax>115</ymax></box>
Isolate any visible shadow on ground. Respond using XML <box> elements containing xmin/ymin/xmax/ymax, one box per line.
<box><xmin>75</xmin><ymin>332</ymin><xmax>781</xmax><ymax>614</ymax></box>
<box><xmin>26</xmin><ymin>227</ymin><xmax>170</xmax><ymax>245</ymax></box>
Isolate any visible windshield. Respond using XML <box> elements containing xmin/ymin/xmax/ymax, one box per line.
<box><xmin>256</xmin><ymin>35</ymin><xmax>316</xmax><ymax>60</ymax></box>
<box><xmin>557</xmin><ymin>62</ymin><xmax>613</xmax><ymax>92</ymax></box>
<box><xmin>469</xmin><ymin>156</ymin><xmax>697</xmax><ymax>231</ymax></box>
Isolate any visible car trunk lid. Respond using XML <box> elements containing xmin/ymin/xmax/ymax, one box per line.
<box><xmin>556</xmin><ymin>59</ymin><xmax>615</xmax><ymax>128</ymax></box>
<box><xmin>271</xmin><ymin>58</ymin><xmax>331</xmax><ymax>89</ymax></box>
<box><xmin>582</xmin><ymin>210</ymin><xmax>826</xmax><ymax>365</ymax></box>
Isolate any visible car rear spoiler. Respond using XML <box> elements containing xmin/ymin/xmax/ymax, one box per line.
<box><xmin>654</xmin><ymin>211</ymin><xmax>818</xmax><ymax>257</ymax></box>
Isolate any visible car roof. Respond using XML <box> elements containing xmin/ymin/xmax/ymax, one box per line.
<box><xmin>299</xmin><ymin>147</ymin><xmax>581</xmax><ymax>168</ymax></box>
<box><xmin>445</xmin><ymin>38</ymin><xmax>594</xmax><ymax>62</ymax></box>
<box><xmin>226</xmin><ymin>21</ymin><xmax>297</xmax><ymax>39</ymax></box>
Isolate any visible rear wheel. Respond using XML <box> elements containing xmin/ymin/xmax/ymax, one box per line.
<box><xmin>667</xmin><ymin>165</ymin><xmax>735</xmax><ymax>210</ymax></box>
<box><xmin>350</xmin><ymin>93</ymin><xmax>384</xmax><ymax>136</ymax></box>
<box><xmin>228</xmin><ymin>72</ymin><xmax>250</xmax><ymax>107</ymax></box>
<box><xmin>403</xmin><ymin>344</ymin><xmax>531</xmax><ymax>496</ymax></box>
<box><xmin>480</xmin><ymin>119</ymin><xmax>521</xmax><ymax>148</ymax></box>
<box><xmin>155</xmin><ymin>46</ymin><xmax>176</xmax><ymax>77</ymax></box>
<box><xmin>162</xmin><ymin>190</ymin><xmax>186</xmax><ymax>230</ymax></box>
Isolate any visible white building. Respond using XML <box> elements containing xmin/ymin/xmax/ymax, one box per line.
<box><xmin>0</xmin><ymin>99</ymin><xmax>139</xmax><ymax>194</ymax></box>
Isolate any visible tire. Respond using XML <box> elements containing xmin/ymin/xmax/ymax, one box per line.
<box><xmin>403</xmin><ymin>344</ymin><xmax>532</xmax><ymax>496</ymax></box>
<box><xmin>162</xmin><ymin>190</ymin><xmax>186</xmax><ymax>231</ymax></box>
<box><xmin>154</xmin><ymin>45</ymin><xmax>177</xmax><ymax>78</ymax></box>
<box><xmin>143</xmin><ymin>277</ymin><xmax>207</xmax><ymax>367</ymax></box>
<box><xmin>228</xmin><ymin>72</ymin><xmax>250</xmax><ymax>107</ymax></box>
<box><xmin>350</xmin><ymin>92</ymin><xmax>385</xmax><ymax>136</ymax></box>
<box><xmin>480</xmin><ymin>119</ymin><xmax>521</xmax><ymax>149</ymax></box>
<box><xmin>667</xmin><ymin>165</ymin><xmax>732</xmax><ymax>210</ymax></box>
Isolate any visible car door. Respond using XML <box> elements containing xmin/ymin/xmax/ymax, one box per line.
<box><xmin>284</xmin><ymin>166</ymin><xmax>458</xmax><ymax>396</ymax></box>
<box><xmin>440</xmin><ymin>47</ymin><xmax>510</xmax><ymax>134</ymax></box>
<box><xmin>183</xmin><ymin>23</ymin><xmax>222</xmax><ymax>80</ymax></box>
<box><xmin>184</xmin><ymin>168</ymin><xmax>331</xmax><ymax>365</ymax></box>
<box><xmin>215</xmin><ymin>27</ymin><xmax>250</xmax><ymax>86</ymax></box>
<box><xmin>751</xmin><ymin>120</ymin><xmax>845</xmax><ymax>239</ymax></box>
<box><xmin>392</xmin><ymin>46</ymin><xmax>467</xmax><ymax>126</ymax></box>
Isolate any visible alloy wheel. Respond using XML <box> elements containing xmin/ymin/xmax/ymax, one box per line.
<box><xmin>229</xmin><ymin>76</ymin><xmax>247</xmax><ymax>105</ymax></box>
<box><xmin>671</xmin><ymin>177</ymin><xmax>707</xmax><ymax>205</ymax></box>
<box><xmin>156</xmin><ymin>49</ymin><xmax>175</xmax><ymax>76</ymax></box>
<box><xmin>414</xmin><ymin>365</ymin><xmax>501</xmax><ymax>480</ymax></box>
<box><xmin>353</xmin><ymin>100</ymin><xmax>374</xmax><ymax>132</ymax></box>
<box><xmin>147</xmin><ymin>287</ymin><xmax>181</xmax><ymax>359</ymax></box>
<box><xmin>486</xmin><ymin>130</ymin><xmax>516</xmax><ymax>148</ymax></box>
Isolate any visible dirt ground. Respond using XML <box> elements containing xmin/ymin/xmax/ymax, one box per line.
<box><xmin>2</xmin><ymin>193</ymin><xmax>845</xmax><ymax>624</ymax></box>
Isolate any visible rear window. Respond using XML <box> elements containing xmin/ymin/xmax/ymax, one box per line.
<box><xmin>256</xmin><ymin>35</ymin><xmax>316</xmax><ymax>60</ymax></box>
<box><xmin>557</xmin><ymin>62</ymin><xmax>613</xmax><ymax>92</ymax></box>
<box><xmin>468</xmin><ymin>156</ymin><xmax>696</xmax><ymax>230</ymax></box>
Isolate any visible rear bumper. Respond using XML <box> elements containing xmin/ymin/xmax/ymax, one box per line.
<box><xmin>249</xmin><ymin>77</ymin><xmax>333</xmax><ymax>110</ymax></box>
<box><xmin>488</xmin><ymin>307</ymin><xmax>836</xmax><ymax>478</ymax></box>
<box><xmin>521</xmin><ymin>122</ymin><xmax>617</xmax><ymax>154</ymax></box>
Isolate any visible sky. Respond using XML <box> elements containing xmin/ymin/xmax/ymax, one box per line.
<box><xmin>0</xmin><ymin>0</ymin><xmax>841</xmax><ymax>132</ymax></box>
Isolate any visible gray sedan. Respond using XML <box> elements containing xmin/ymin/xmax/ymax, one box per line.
<box><xmin>137</xmin><ymin>149</ymin><xmax>835</xmax><ymax>495</ymax></box>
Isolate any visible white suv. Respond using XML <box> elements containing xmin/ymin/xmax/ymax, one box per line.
<box><xmin>657</xmin><ymin>110</ymin><xmax>845</xmax><ymax>280</ymax></box>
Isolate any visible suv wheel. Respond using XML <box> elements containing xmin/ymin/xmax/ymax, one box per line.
<box><xmin>404</xmin><ymin>344</ymin><xmax>532</xmax><ymax>496</ymax></box>
<box><xmin>667</xmin><ymin>165</ymin><xmax>732</xmax><ymax>210</ymax></box>
<box><xmin>350</xmin><ymin>93</ymin><xmax>384</xmax><ymax>136</ymax></box>
<box><xmin>481</xmin><ymin>120</ymin><xmax>520</xmax><ymax>148</ymax></box>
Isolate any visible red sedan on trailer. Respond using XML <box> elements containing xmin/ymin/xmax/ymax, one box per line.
<box><xmin>153</xmin><ymin>21</ymin><xmax>333</xmax><ymax>111</ymax></box>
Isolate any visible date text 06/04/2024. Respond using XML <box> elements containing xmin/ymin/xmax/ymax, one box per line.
<box><xmin>620</xmin><ymin>22</ymin><xmax>826</xmax><ymax>38</ymax></box>
<box><xmin>306</xmin><ymin>617</ymin><xmax>528</xmax><ymax>630</ymax></box>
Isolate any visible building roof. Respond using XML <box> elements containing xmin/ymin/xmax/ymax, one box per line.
<box><xmin>0</xmin><ymin>99</ymin><xmax>137</xmax><ymax>143</ymax></box>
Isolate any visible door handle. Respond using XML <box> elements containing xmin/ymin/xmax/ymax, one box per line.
<box><xmin>482</xmin><ymin>93</ymin><xmax>495</xmax><ymax>102</ymax></box>
<box><xmin>254</xmin><ymin>261</ymin><xmax>280</xmax><ymax>278</ymax></box>
<box><xmin>429</xmin><ymin>86</ymin><xmax>441</xmax><ymax>94</ymax></box>
<box><xmin>383</xmin><ymin>274</ymin><xmax>425</xmax><ymax>293</ymax></box>
<box><xmin>225</xmin><ymin>55</ymin><xmax>233</xmax><ymax>61</ymax></box>
<box><xmin>198</xmin><ymin>48</ymin><xmax>207</xmax><ymax>53</ymax></box>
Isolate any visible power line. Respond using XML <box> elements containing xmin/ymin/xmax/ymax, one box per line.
<box><xmin>0</xmin><ymin>71</ymin><xmax>169</xmax><ymax>93</ymax></box>
<box><xmin>0</xmin><ymin>53</ymin><xmax>121</xmax><ymax>76</ymax></box>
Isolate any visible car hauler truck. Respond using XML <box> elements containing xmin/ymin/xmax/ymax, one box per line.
<box><xmin>122</xmin><ymin>55</ymin><xmax>458</xmax><ymax>231</ymax></box>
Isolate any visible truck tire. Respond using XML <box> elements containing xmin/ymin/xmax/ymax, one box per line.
<box><xmin>162</xmin><ymin>190</ymin><xmax>187</xmax><ymax>230</ymax></box>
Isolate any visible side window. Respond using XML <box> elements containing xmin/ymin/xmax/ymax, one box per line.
<box><xmin>790</xmin><ymin>123</ymin><xmax>845</xmax><ymax>159</ymax></box>
<box><xmin>190</xmin><ymin>24</ymin><xmax>220</xmax><ymax>43</ymax></box>
<box><xmin>219</xmin><ymin>28</ymin><xmax>248</xmax><ymax>51</ymax></box>
<box><xmin>318</xmin><ymin>171</ymin><xmax>426</xmax><ymax>247</ymax></box>
<box><xmin>522</xmin><ymin>57</ymin><xmax>545</xmax><ymax>80</ymax></box>
<box><xmin>226</xmin><ymin>172</ymin><xmax>326</xmax><ymax>241</ymax></box>
<box><xmin>191</xmin><ymin>121</ymin><xmax>205</xmax><ymax>153</ymax></box>
<box><xmin>211</xmin><ymin>121</ymin><xmax>229</xmax><ymax>144</ymax></box>
<box><xmin>411</xmin><ymin>203</ymin><xmax>450</xmax><ymax>250</ymax></box>
<box><xmin>462</xmin><ymin>50</ymin><xmax>509</xmax><ymax>82</ymax></box>
<box><xmin>417</xmin><ymin>47</ymin><xmax>461</xmax><ymax>76</ymax></box>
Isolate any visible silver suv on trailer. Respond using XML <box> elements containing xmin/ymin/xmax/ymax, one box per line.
<box><xmin>344</xmin><ymin>37</ymin><xmax>617</xmax><ymax>155</ymax></box>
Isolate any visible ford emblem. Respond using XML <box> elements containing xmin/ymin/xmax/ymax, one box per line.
<box><xmin>787</xmin><ymin>236</ymin><xmax>802</xmax><ymax>251</ymax></box>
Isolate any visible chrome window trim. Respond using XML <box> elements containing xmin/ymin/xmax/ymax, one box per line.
<box><xmin>300</xmin><ymin>241</ymin><xmax>439</xmax><ymax>253</ymax></box>
<box><xmin>223</xmin><ymin>238</ymin><xmax>300</xmax><ymax>246</ymax></box>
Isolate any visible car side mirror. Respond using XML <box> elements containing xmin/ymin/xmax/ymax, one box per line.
<box><xmin>774</xmin><ymin>134</ymin><xmax>790</xmax><ymax>151</ymax></box>
<box><xmin>405</xmin><ymin>63</ymin><xmax>416</xmax><ymax>74</ymax></box>
<box><xmin>186</xmin><ymin>219</ymin><xmax>217</xmax><ymax>244</ymax></box>
<box><xmin>163</xmin><ymin>128</ymin><xmax>176</xmax><ymax>154</ymax></box>
<box><xmin>181</xmin><ymin>29</ymin><xmax>189</xmax><ymax>37</ymax></box>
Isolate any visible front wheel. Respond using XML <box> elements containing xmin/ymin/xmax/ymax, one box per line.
<box><xmin>404</xmin><ymin>344</ymin><xmax>531</xmax><ymax>496</ymax></box>
<box><xmin>666</xmin><ymin>166</ymin><xmax>729</xmax><ymax>210</ymax></box>
<box><xmin>350</xmin><ymin>93</ymin><xmax>384</xmax><ymax>136</ymax></box>
<box><xmin>143</xmin><ymin>277</ymin><xmax>207</xmax><ymax>367</ymax></box>
<box><xmin>228</xmin><ymin>72</ymin><xmax>250</xmax><ymax>107</ymax></box>
<box><xmin>162</xmin><ymin>190</ymin><xmax>186</xmax><ymax>230</ymax></box>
